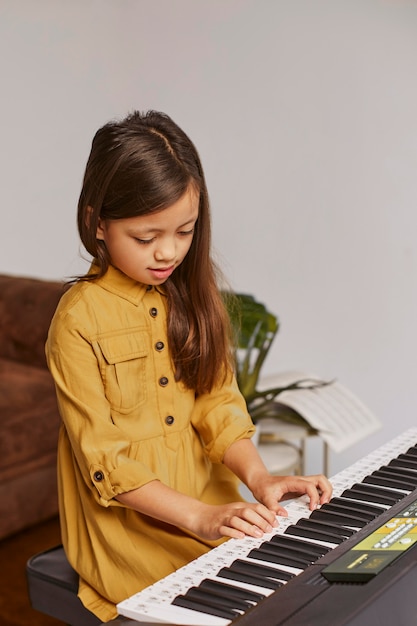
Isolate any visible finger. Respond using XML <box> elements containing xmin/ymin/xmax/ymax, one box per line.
<box><xmin>218</xmin><ymin>524</ymin><xmax>246</xmax><ymax>540</ymax></box>
<box><xmin>239</xmin><ymin>507</ymin><xmax>276</xmax><ymax>534</ymax></box>
<box><xmin>276</xmin><ymin>478</ymin><xmax>321</xmax><ymax>510</ymax></box>
<box><xmin>271</xmin><ymin>505</ymin><xmax>288</xmax><ymax>518</ymax></box>
<box><xmin>219</xmin><ymin>517</ymin><xmax>262</xmax><ymax>539</ymax></box>
<box><xmin>304</xmin><ymin>474</ymin><xmax>333</xmax><ymax>505</ymax></box>
<box><xmin>261</xmin><ymin>495</ymin><xmax>289</xmax><ymax>516</ymax></box>
<box><xmin>317</xmin><ymin>477</ymin><xmax>333</xmax><ymax>503</ymax></box>
<box><xmin>229</xmin><ymin>507</ymin><xmax>276</xmax><ymax>537</ymax></box>
<box><xmin>250</xmin><ymin>503</ymin><xmax>279</xmax><ymax>527</ymax></box>
<box><xmin>304</xmin><ymin>479</ymin><xmax>332</xmax><ymax>510</ymax></box>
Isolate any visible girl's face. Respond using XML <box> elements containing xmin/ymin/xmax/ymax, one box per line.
<box><xmin>96</xmin><ymin>186</ymin><xmax>199</xmax><ymax>285</ymax></box>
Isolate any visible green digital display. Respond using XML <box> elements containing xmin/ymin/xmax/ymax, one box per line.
<box><xmin>322</xmin><ymin>499</ymin><xmax>417</xmax><ymax>582</ymax></box>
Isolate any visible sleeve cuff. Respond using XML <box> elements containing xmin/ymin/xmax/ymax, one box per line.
<box><xmin>89</xmin><ymin>461</ymin><xmax>158</xmax><ymax>505</ymax></box>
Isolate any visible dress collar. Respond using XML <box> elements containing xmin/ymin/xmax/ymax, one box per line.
<box><xmin>89</xmin><ymin>263</ymin><xmax>165</xmax><ymax>305</ymax></box>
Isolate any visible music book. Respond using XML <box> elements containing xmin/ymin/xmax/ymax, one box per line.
<box><xmin>257</xmin><ymin>370</ymin><xmax>381</xmax><ymax>453</ymax></box>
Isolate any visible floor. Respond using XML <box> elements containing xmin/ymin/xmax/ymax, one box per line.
<box><xmin>0</xmin><ymin>516</ymin><xmax>64</xmax><ymax>626</ymax></box>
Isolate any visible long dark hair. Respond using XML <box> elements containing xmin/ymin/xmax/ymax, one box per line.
<box><xmin>77</xmin><ymin>110</ymin><xmax>233</xmax><ymax>394</ymax></box>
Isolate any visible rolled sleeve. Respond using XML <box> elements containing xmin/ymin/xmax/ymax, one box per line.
<box><xmin>192</xmin><ymin>373</ymin><xmax>256</xmax><ymax>463</ymax></box>
<box><xmin>47</xmin><ymin>308</ymin><xmax>157</xmax><ymax>505</ymax></box>
<box><xmin>89</xmin><ymin>460</ymin><xmax>158</xmax><ymax>506</ymax></box>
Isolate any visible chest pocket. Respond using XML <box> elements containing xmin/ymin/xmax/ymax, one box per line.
<box><xmin>98</xmin><ymin>331</ymin><xmax>148</xmax><ymax>413</ymax></box>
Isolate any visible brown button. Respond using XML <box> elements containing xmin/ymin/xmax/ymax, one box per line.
<box><xmin>150</xmin><ymin>307</ymin><xmax>158</xmax><ymax>318</ymax></box>
<box><xmin>159</xmin><ymin>376</ymin><xmax>169</xmax><ymax>387</ymax></box>
<box><xmin>146</xmin><ymin>285</ymin><xmax>152</xmax><ymax>291</ymax></box>
<box><xmin>165</xmin><ymin>415</ymin><xmax>175</xmax><ymax>425</ymax></box>
<box><xmin>93</xmin><ymin>471</ymin><xmax>104</xmax><ymax>482</ymax></box>
<box><xmin>155</xmin><ymin>341</ymin><xmax>164</xmax><ymax>351</ymax></box>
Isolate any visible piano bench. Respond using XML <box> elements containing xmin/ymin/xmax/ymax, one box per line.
<box><xmin>26</xmin><ymin>544</ymin><xmax>101</xmax><ymax>626</ymax></box>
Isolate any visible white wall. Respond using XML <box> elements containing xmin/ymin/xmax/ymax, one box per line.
<box><xmin>2</xmin><ymin>0</ymin><xmax>417</xmax><ymax>475</ymax></box>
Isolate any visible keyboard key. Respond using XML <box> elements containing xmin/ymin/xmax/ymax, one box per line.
<box><xmin>185</xmin><ymin>586</ymin><xmax>251</xmax><ymax>612</ymax></box>
<box><xmin>199</xmin><ymin>579</ymin><xmax>265</xmax><ymax>603</ymax></box>
<box><xmin>373</xmin><ymin>467</ymin><xmax>417</xmax><ymax>487</ymax></box>
<box><xmin>363</xmin><ymin>474</ymin><xmax>411</xmax><ymax>492</ymax></box>
<box><xmin>269</xmin><ymin>534</ymin><xmax>329</xmax><ymax>557</ymax></box>
<box><xmin>341</xmin><ymin>487</ymin><xmax>399</xmax><ymax>507</ymax></box>
<box><xmin>294</xmin><ymin>517</ymin><xmax>356</xmax><ymax>537</ymax></box>
<box><xmin>310</xmin><ymin>508</ymin><xmax>366</xmax><ymax>528</ymax></box>
<box><xmin>389</xmin><ymin>458</ymin><xmax>417</xmax><ymax>472</ymax></box>
<box><xmin>284</xmin><ymin>523</ymin><xmax>344</xmax><ymax>545</ymax></box>
<box><xmin>329</xmin><ymin>496</ymin><xmax>385</xmax><ymax>516</ymax></box>
<box><xmin>319</xmin><ymin>502</ymin><xmax>375</xmax><ymax>523</ymax></box>
<box><xmin>248</xmin><ymin>547</ymin><xmax>310</xmax><ymax>569</ymax></box>
<box><xmin>396</xmin><ymin>453</ymin><xmax>417</xmax><ymax>468</ymax></box>
<box><xmin>173</xmin><ymin>593</ymin><xmax>240</xmax><ymax>620</ymax></box>
<box><xmin>226</xmin><ymin>559</ymin><xmax>294</xmax><ymax>582</ymax></box>
<box><xmin>217</xmin><ymin>567</ymin><xmax>282</xmax><ymax>590</ymax></box>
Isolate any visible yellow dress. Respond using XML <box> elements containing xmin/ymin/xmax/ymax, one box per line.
<box><xmin>46</xmin><ymin>264</ymin><xmax>255</xmax><ymax>622</ymax></box>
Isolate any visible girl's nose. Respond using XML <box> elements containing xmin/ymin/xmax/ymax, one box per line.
<box><xmin>154</xmin><ymin>238</ymin><xmax>176</xmax><ymax>262</ymax></box>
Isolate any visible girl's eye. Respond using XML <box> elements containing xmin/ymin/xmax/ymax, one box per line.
<box><xmin>135</xmin><ymin>238</ymin><xmax>154</xmax><ymax>245</ymax></box>
<box><xmin>179</xmin><ymin>228</ymin><xmax>195</xmax><ymax>236</ymax></box>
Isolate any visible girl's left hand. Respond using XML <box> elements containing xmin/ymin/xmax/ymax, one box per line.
<box><xmin>251</xmin><ymin>473</ymin><xmax>333</xmax><ymax>515</ymax></box>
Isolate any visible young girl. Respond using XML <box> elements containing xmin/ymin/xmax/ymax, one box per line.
<box><xmin>46</xmin><ymin>110</ymin><xmax>332</xmax><ymax>622</ymax></box>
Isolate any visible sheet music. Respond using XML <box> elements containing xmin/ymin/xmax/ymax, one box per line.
<box><xmin>257</xmin><ymin>370</ymin><xmax>381</xmax><ymax>452</ymax></box>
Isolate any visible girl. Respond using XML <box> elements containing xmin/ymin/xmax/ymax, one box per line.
<box><xmin>46</xmin><ymin>110</ymin><xmax>332</xmax><ymax>622</ymax></box>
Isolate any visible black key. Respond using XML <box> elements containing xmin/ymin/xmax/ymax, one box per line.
<box><xmin>260</xmin><ymin>539</ymin><xmax>320</xmax><ymax>561</ymax></box>
<box><xmin>341</xmin><ymin>487</ymin><xmax>400</xmax><ymax>506</ymax></box>
<box><xmin>199</xmin><ymin>578</ymin><xmax>265</xmax><ymax>602</ymax></box>
<box><xmin>186</xmin><ymin>586</ymin><xmax>251</xmax><ymax>612</ymax></box>
<box><xmin>173</xmin><ymin>594</ymin><xmax>239</xmax><ymax>619</ymax></box>
<box><xmin>217</xmin><ymin>566</ymin><xmax>282</xmax><ymax>590</ymax></box>
<box><xmin>373</xmin><ymin>468</ymin><xmax>417</xmax><ymax>489</ymax></box>
<box><xmin>389</xmin><ymin>458</ymin><xmax>417</xmax><ymax>472</ymax></box>
<box><xmin>320</xmin><ymin>502</ymin><xmax>375</xmax><ymax>523</ymax></box>
<box><xmin>329</xmin><ymin>496</ymin><xmax>385</xmax><ymax>516</ymax></box>
<box><xmin>310</xmin><ymin>508</ymin><xmax>367</xmax><ymax>527</ymax></box>
<box><xmin>248</xmin><ymin>547</ymin><xmax>310</xmax><ymax>569</ymax></box>
<box><xmin>405</xmin><ymin>446</ymin><xmax>417</xmax><ymax>457</ymax></box>
<box><xmin>349</xmin><ymin>482</ymin><xmax>403</xmax><ymax>501</ymax></box>
<box><xmin>285</xmin><ymin>523</ymin><xmax>344</xmax><ymax>544</ymax></box>
<box><xmin>363</xmin><ymin>474</ymin><xmax>412</xmax><ymax>492</ymax></box>
<box><xmin>294</xmin><ymin>517</ymin><xmax>356</xmax><ymax>537</ymax></box>
<box><xmin>397</xmin><ymin>453</ymin><xmax>417</xmax><ymax>468</ymax></box>
<box><xmin>269</xmin><ymin>534</ymin><xmax>329</xmax><ymax>557</ymax></box>
<box><xmin>377</xmin><ymin>466</ymin><xmax>417</xmax><ymax>485</ymax></box>
<box><xmin>227</xmin><ymin>558</ymin><xmax>294</xmax><ymax>582</ymax></box>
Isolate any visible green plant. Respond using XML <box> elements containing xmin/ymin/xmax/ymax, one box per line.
<box><xmin>224</xmin><ymin>293</ymin><xmax>278</xmax><ymax>401</ymax></box>
<box><xmin>223</xmin><ymin>292</ymin><xmax>311</xmax><ymax>427</ymax></box>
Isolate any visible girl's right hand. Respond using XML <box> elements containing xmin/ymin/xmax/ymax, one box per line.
<box><xmin>116</xmin><ymin>480</ymin><xmax>279</xmax><ymax>540</ymax></box>
<box><xmin>191</xmin><ymin>501</ymin><xmax>279</xmax><ymax>540</ymax></box>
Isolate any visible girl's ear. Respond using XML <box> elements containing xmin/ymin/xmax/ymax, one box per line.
<box><xmin>87</xmin><ymin>205</ymin><xmax>106</xmax><ymax>241</ymax></box>
<box><xmin>96</xmin><ymin>216</ymin><xmax>106</xmax><ymax>241</ymax></box>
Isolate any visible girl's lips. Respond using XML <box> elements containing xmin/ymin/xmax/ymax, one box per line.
<box><xmin>148</xmin><ymin>265</ymin><xmax>175</xmax><ymax>280</ymax></box>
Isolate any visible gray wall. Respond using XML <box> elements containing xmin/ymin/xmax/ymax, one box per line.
<box><xmin>2</xmin><ymin>0</ymin><xmax>417</xmax><ymax>474</ymax></box>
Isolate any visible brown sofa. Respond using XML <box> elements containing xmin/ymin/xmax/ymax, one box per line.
<box><xmin>0</xmin><ymin>274</ymin><xmax>65</xmax><ymax>539</ymax></box>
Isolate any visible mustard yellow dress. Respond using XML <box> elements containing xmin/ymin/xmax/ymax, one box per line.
<box><xmin>46</xmin><ymin>264</ymin><xmax>255</xmax><ymax>622</ymax></box>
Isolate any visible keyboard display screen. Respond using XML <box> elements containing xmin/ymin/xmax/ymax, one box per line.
<box><xmin>322</xmin><ymin>499</ymin><xmax>417</xmax><ymax>582</ymax></box>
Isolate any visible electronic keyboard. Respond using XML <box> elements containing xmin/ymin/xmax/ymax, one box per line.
<box><xmin>117</xmin><ymin>428</ymin><xmax>417</xmax><ymax>626</ymax></box>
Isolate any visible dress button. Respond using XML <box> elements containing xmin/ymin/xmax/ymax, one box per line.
<box><xmin>146</xmin><ymin>285</ymin><xmax>152</xmax><ymax>291</ymax></box>
<box><xmin>93</xmin><ymin>471</ymin><xmax>104</xmax><ymax>482</ymax></box>
<box><xmin>159</xmin><ymin>376</ymin><xmax>169</xmax><ymax>387</ymax></box>
<box><xmin>150</xmin><ymin>307</ymin><xmax>158</xmax><ymax>318</ymax></box>
<box><xmin>165</xmin><ymin>415</ymin><xmax>175</xmax><ymax>425</ymax></box>
<box><xmin>155</xmin><ymin>341</ymin><xmax>164</xmax><ymax>351</ymax></box>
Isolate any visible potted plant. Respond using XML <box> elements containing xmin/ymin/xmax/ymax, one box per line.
<box><xmin>223</xmin><ymin>292</ymin><xmax>311</xmax><ymax>428</ymax></box>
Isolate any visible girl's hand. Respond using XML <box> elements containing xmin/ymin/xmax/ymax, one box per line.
<box><xmin>251</xmin><ymin>473</ymin><xmax>333</xmax><ymax>514</ymax></box>
<box><xmin>223</xmin><ymin>438</ymin><xmax>333</xmax><ymax>516</ymax></box>
<box><xmin>191</xmin><ymin>501</ymin><xmax>279</xmax><ymax>541</ymax></box>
